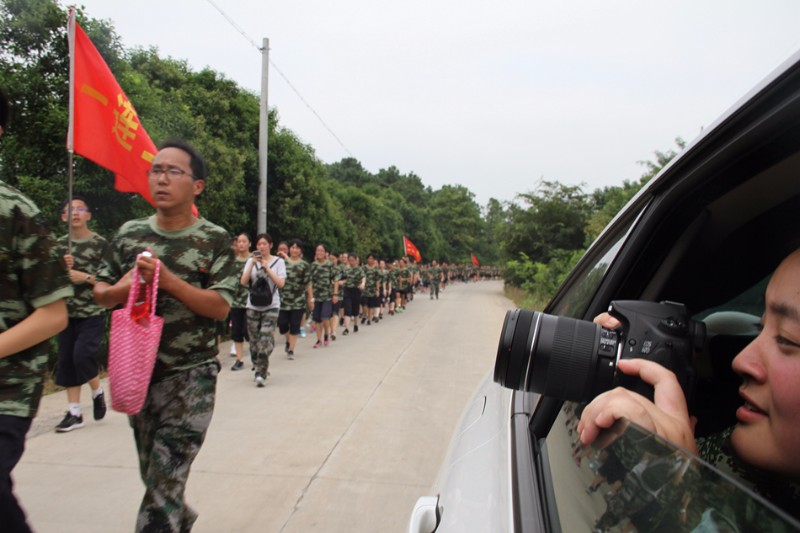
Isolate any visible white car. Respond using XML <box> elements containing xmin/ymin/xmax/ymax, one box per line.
<box><xmin>411</xmin><ymin>48</ymin><xmax>800</xmax><ymax>533</ymax></box>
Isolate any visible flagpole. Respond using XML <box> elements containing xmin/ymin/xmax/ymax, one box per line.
<box><xmin>66</xmin><ymin>8</ymin><xmax>76</xmax><ymax>253</ymax></box>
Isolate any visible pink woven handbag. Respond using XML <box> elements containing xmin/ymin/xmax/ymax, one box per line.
<box><xmin>108</xmin><ymin>259</ymin><xmax>164</xmax><ymax>415</ymax></box>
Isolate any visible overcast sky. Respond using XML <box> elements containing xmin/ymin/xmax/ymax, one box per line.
<box><xmin>68</xmin><ymin>0</ymin><xmax>800</xmax><ymax>206</ymax></box>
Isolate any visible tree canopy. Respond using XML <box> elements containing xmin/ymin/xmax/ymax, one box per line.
<box><xmin>1</xmin><ymin>0</ymin><xmax>683</xmax><ymax>292</ymax></box>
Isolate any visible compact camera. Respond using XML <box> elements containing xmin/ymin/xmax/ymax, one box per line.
<box><xmin>493</xmin><ymin>301</ymin><xmax>705</xmax><ymax>403</ymax></box>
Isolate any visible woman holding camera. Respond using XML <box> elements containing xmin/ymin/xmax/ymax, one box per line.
<box><xmin>241</xmin><ymin>232</ymin><xmax>285</xmax><ymax>387</ymax></box>
<box><xmin>578</xmin><ymin>247</ymin><xmax>800</xmax><ymax>513</ymax></box>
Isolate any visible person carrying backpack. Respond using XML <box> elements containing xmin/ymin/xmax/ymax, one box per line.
<box><xmin>240</xmin><ymin>232</ymin><xmax>285</xmax><ymax>387</ymax></box>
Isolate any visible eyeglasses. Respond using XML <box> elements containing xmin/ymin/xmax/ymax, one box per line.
<box><xmin>147</xmin><ymin>166</ymin><xmax>197</xmax><ymax>179</ymax></box>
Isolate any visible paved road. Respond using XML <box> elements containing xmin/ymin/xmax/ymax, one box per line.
<box><xmin>15</xmin><ymin>280</ymin><xmax>512</xmax><ymax>532</ymax></box>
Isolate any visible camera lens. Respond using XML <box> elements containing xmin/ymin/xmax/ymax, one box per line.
<box><xmin>494</xmin><ymin>310</ymin><xmax>618</xmax><ymax>402</ymax></box>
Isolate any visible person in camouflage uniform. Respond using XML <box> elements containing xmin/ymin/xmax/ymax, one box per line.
<box><xmin>53</xmin><ymin>196</ymin><xmax>112</xmax><ymax>432</ymax></box>
<box><xmin>309</xmin><ymin>243</ymin><xmax>335</xmax><ymax>347</ymax></box>
<box><xmin>377</xmin><ymin>259</ymin><xmax>389</xmax><ymax>320</ymax></box>
<box><xmin>240</xmin><ymin>232</ymin><xmax>285</xmax><ymax>385</ymax></box>
<box><xmin>341</xmin><ymin>253</ymin><xmax>364</xmax><ymax>335</ymax></box>
<box><xmin>94</xmin><ymin>141</ymin><xmax>239</xmax><ymax>533</ymax></box>
<box><xmin>229</xmin><ymin>232</ymin><xmax>251</xmax><ymax>371</ymax></box>
<box><xmin>429</xmin><ymin>260</ymin><xmax>443</xmax><ymax>300</ymax></box>
<box><xmin>0</xmin><ymin>88</ymin><xmax>73</xmax><ymax>533</ymax></box>
<box><xmin>277</xmin><ymin>239</ymin><xmax>311</xmax><ymax>359</ymax></box>
<box><xmin>395</xmin><ymin>258</ymin><xmax>410</xmax><ymax>312</ymax></box>
<box><xmin>363</xmin><ymin>254</ymin><xmax>381</xmax><ymax>325</ymax></box>
<box><xmin>328</xmin><ymin>253</ymin><xmax>341</xmax><ymax>340</ymax></box>
<box><xmin>386</xmin><ymin>260</ymin><xmax>398</xmax><ymax>315</ymax></box>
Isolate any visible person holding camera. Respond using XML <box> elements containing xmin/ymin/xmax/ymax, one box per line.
<box><xmin>578</xmin><ymin>247</ymin><xmax>800</xmax><ymax>512</ymax></box>
<box><xmin>241</xmin><ymin>232</ymin><xmax>285</xmax><ymax>386</ymax></box>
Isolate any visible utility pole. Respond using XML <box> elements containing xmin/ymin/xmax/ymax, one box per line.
<box><xmin>258</xmin><ymin>37</ymin><xmax>269</xmax><ymax>233</ymax></box>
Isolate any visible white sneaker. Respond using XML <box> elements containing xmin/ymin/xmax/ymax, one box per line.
<box><xmin>255</xmin><ymin>375</ymin><xmax>266</xmax><ymax>387</ymax></box>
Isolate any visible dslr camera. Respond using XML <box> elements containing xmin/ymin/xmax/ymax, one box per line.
<box><xmin>494</xmin><ymin>301</ymin><xmax>705</xmax><ymax>402</ymax></box>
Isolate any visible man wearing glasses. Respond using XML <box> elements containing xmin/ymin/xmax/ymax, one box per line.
<box><xmin>53</xmin><ymin>196</ymin><xmax>111</xmax><ymax>433</ymax></box>
<box><xmin>94</xmin><ymin>140</ymin><xmax>239</xmax><ymax>533</ymax></box>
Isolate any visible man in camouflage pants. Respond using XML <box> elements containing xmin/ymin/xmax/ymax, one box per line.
<box><xmin>428</xmin><ymin>260</ymin><xmax>443</xmax><ymax>300</ymax></box>
<box><xmin>95</xmin><ymin>140</ymin><xmax>238</xmax><ymax>532</ymax></box>
<box><xmin>0</xmin><ymin>88</ymin><xmax>73</xmax><ymax>533</ymax></box>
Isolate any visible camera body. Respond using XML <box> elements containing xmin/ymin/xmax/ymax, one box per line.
<box><xmin>494</xmin><ymin>300</ymin><xmax>704</xmax><ymax>403</ymax></box>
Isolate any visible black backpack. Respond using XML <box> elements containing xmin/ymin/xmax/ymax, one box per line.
<box><xmin>250</xmin><ymin>259</ymin><xmax>279</xmax><ymax>307</ymax></box>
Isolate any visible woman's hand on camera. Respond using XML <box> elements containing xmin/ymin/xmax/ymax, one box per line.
<box><xmin>577</xmin><ymin>358</ymin><xmax>697</xmax><ymax>453</ymax></box>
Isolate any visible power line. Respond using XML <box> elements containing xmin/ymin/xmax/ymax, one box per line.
<box><xmin>205</xmin><ymin>0</ymin><xmax>354</xmax><ymax>158</ymax></box>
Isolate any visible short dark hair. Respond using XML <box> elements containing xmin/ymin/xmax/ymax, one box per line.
<box><xmin>158</xmin><ymin>139</ymin><xmax>207</xmax><ymax>180</ymax></box>
<box><xmin>60</xmin><ymin>196</ymin><xmax>90</xmax><ymax>213</ymax></box>
<box><xmin>288</xmin><ymin>238</ymin><xmax>303</xmax><ymax>249</ymax></box>
<box><xmin>255</xmin><ymin>232</ymin><xmax>272</xmax><ymax>245</ymax></box>
<box><xmin>0</xmin><ymin>88</ymin><xmax>9</xmax><ymax>132</ymax></box>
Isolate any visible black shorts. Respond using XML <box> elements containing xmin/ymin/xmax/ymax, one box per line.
<box><xmin>56</xmin><ymin>315</ymin><xmax>105</xmax><ymax>387</ymax></box>
<box><xmin>312</xmin><ymin>300</ymin><xmax>333</xmax><ymax>322</ymax></box>
<box><xmin>343</xmin><ymin>287</ymin><xmax>361</xmax><ymax>316</ymax></box>
<box><xmin>230</xmin><ymin>307</ymin><xmax>249</xmax><ymax>343</ymax></box>
<box><xmin>332</xmin><ymin>299</ymin><xmax>342</xmax><ymax>313</ymax></box>
<box><xmin>368</xmin><ymin>296</ymin><xmax>380</xmax><ymax>308</ymax></box>
<box><xmin>277</xmin><ymin>309</ymin><xmax>304</xmax><ymax>335</ymax></box>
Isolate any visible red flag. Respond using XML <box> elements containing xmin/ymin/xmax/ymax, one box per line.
<box><xmin>403</xmin><ymin>236</ymin><xmax>422</xmax><ymax>262</ymax></box>
<box><xmin>68</xmin><ymin>12</ymin><xmax>156</xmax><ymax>205</ymax></box>
<box><xmin>470</xmin><ymin>253</ymin><xmax>480</xmax><ymax>267</ymax></box>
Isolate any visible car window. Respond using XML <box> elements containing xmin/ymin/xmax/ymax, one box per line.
<box><xmin>544</xmin><ymin>404</ymin><xmax>799</xmax><ymax>532</ymax></box>
<box><xmin>549</xmin><ymin>204</ymin><xmax>646</xmax><ymax>319</ymax></box>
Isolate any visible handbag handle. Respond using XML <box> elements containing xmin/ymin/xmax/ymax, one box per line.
<box><xmin>127</xmin><ymin>257</ymin><xmax>161</xmax><ymax>320</ymax></box>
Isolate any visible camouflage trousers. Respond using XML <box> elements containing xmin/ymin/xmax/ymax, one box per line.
<box><xmin>129</xmin><ymin>362</ymin><xmax>218</xmax><ymax>533</ymax></box>
<box><xmin>429</xmin><ymin>282</ymin><xmax>440</xmax><ymax>299</ymax></box>
<box><xmin>246</xmin><ymin>308</ymin><xmax>279</xmax><ymax>376</ymax></box>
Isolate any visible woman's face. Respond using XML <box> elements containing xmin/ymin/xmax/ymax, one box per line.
<box><xmin>730</xmin><ymin>249</ymin><xmax>800</xmax><ymax>476</ymax></box>
<box><xmin>290</xmin><ymin>243</ymin><xmax>302</xmax><ymax>258</ymax></box>
<box><xmin>236</xmin><ymin>235</ymin><xmax>250</xmax><ymax>254</ymax></box>
<box><xmin>315</xmin><ymin>245</ymin><xmax>326</xmax><ymax>261</ymax></box>
<box><xmin>256</xmin><ymin>238</ymin><xmax>271</xmax><ymax>254</ymax></box>
<box><xmin>277</xmin><ymin>242</ymin><xmax>289</xmax><ymax>256</ymax></box>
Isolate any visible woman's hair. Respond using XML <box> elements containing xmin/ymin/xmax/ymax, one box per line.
<box><xmin>255</xmin><ymin>232</ymin><xmax>272</xmax><ymax>245</ymax></box>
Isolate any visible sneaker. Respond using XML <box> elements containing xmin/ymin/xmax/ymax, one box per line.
<box><xmin>93</xmin><ymin>391</ymin><xmax>107</xmax><ymax>421</ymax></box>
<box><xmin>361</xmin><ymin>317</ymin><xmax>366</xmax><ymax>325</ymax></box>
<box><xmin>366</xmin><ymin>320</ymin><xmax>372</xmax><ymax>326</ymax></box>
<box><xmin>331</xmin><ymin>333</ymin><xmax>337</xmax><ymax>341</ymax></box>
<box><xmin>300</xmin><ymin>327</ymin><xmax>307</xmax><ymax>338</ymax></box>
<box><xmin>343</xmin><ymin>328</ymin><xmax>349</xmax><ymax>336</ymax></box>
<box><xmin>255</xmin><ymin>374</ymin><xmax>266</xmax><ymax>387</ymax></box>
<box><xmin>354</xmin><ymin>324</ymin><xmax>359</xmax><ymax>333</ymax></box>
<box><xmin>231</xmin><ymin>360</ymin><xmax>244</xmax><ymax>371</ymax></box>
<box><xmin>55</xmin><ymin>412</ymin><xmax>84</xmax><ymax>432</ymax></box>
<box><xmin>313</xmin><ymin>341</ymin><xmax>322</xmax><ymax>349</ymax></box>
<box><xmin>324</xmin><ymin>339</ymin><xmax>330</xmax><ymax>346</ymax></box>
<box><xmin>287</xmin><ymin>350</ymin><xmax>295</xmax><ymax>360</ymax></box>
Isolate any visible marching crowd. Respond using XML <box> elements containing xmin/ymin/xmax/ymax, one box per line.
<box><xmin>1</xmin><ymin>87</ymin><xmax>502</xmax><ymax>532</ymax></box>
<box><xmin>221</xmin><ymin>231</ymin><xmax>498</xmax><ymax>387</ymax></box>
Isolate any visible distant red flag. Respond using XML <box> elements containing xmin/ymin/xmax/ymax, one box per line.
<box><xmin>403</xmin><ymin>236</ymin><xmax>422</xmax><ymax>262</ymax></box>
<box><xmin>67</xmin><ymin>11</ymin><xmax>156</xmax><ymax>205</ymax></box>
<box><xmin>470</xmin><ymin>253</ymin><xmax>480</xmax><ymax>267</ymax></box>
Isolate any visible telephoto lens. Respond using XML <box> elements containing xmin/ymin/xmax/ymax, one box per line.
<box><xmin>493</xmin><ymin>301</ymin><xmax>704</xmax><ymax>403</ymax></box>
<box><xmin>494</xmin><ymin>309</ymin><xmax>617</xmax><ymax>402</ymax></box>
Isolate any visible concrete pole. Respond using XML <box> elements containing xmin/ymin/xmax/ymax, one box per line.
<box><xmin>258</xmin><ymin>37</ymin><xmax>270</xmax><ymax>233</ymax></box>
